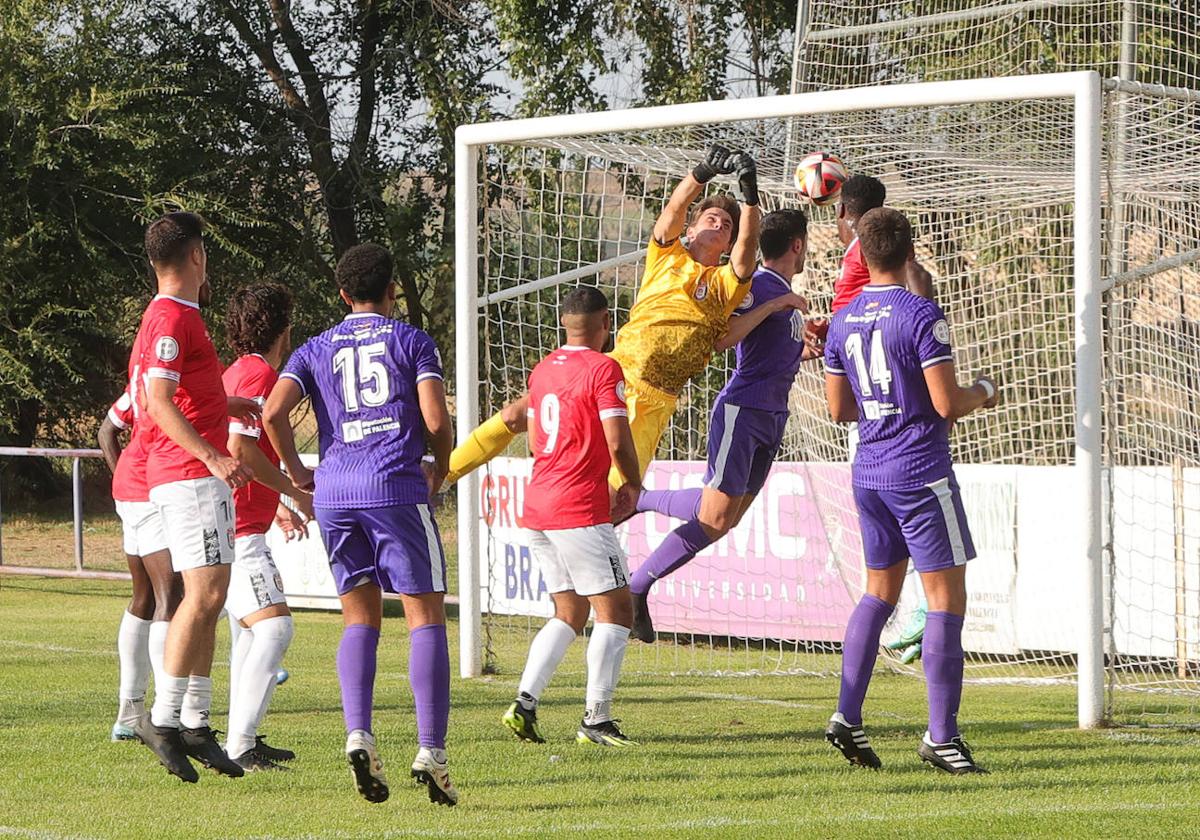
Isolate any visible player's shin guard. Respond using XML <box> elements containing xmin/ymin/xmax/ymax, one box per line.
<box><xmin>584</xmin><ymin>623</ymin><xmax>630</xmax><ymax>725</ymax></box>
<box><xmin>923</xmin><ymin>611</ymin><xmax>965</xmax><ymax>743</ymax></box>
<box><xmin>636</xmin><ymin>488</ymin><xmax>703</xmax><ymax>521</ymax></box>
<box><xmin>518</xmin><ymin>618</ymin><xmax>577</xmax><ymax>705</ymax></box>
<box><xmin>836</xmin><ymin>595</ymin><xmax>895</xmax><ymax>725</ymax></box>
<box><xmin>446</xmin><ymin>411</ymin><xmax>516</xmax><ymax>486</ymax></box>
<box><xmin>630</xmin><ymin>519</ymin><xmax>715</xmax><ymax>595</ymax></box>
<box><xmin>409</xmin><ymin>623</ymin><xmax>450</xmax><ymax>750</ymax></box>
<box><xmin>226</xmin><ymin>616</ymin><xmax>294</xmax><ymax>760</ymax></box>
<box><xmin>338</xmin><ymin>624</ymin><xmax>380</xmax><ymax>734</ymax></box>
<box><xmin>116</xmin><ymin>611</ymin><xmax>152</xmax><ymax>725</ymax></box>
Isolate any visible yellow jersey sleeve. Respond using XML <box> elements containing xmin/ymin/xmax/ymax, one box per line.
<box><xmin>707</xmin><ymin>263</ymin><xmax>750</xmax><ymax>319</ymax></box>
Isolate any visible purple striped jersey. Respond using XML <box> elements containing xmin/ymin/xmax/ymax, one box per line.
<box><xmin>718</xmin><ymin>266</ymin><xmax>808</xmax><ymax>412</ymax></box>
<box><xmin>281</xmin><ymin>313</ymin><xmax>443</xmax><ymax>508</ymax></box>
<box><xmin>824</xmin><ymin>284</ymin><xmax>955</xmax><ymax>491</ymax></box>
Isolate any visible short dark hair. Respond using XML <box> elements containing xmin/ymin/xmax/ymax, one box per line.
<box><xmin>856</xmin><ymin>207</ymin><xmax>913</xmax><ymax>273</ymax></box>
<box><xmin>336</xmin><ymin>243</ymin><xmax>393</xmax><ymax>302</ymax></box>
<box><xmin>561</xmin><ymin>285</ymin><xmax>609</xmax><ymax>317</ymax></box>
<box><xmin>689</xmin><ymin>193</ymin><xmax>741</xmax><ymax>249</ymax></box>
<box><xmin>759</xmin><ymin>208</ymin><xmax>808</xmax><ymax>261</ymax></box>
<box><xmin>145</xmin><ymin>212</ymin><xmax>205</xmax><ymax>268</ymax></box>
<box><xmin>840</xmin><ymin>174</ymin><xmax>886</xmax><ymax>219</ymax></box>
<box><xmin>226</xmin><ymin>283</ymin><xmax>293</xmax><ymax>357</ymax></box>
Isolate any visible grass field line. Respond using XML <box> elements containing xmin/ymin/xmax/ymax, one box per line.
<box><xmin>689</xmin><ymin>691</ymin><xmax>818</xmax><ymax>709</ymax></box>
<box><xmin>0</xmin><ymin>640</ymin><xmax>115</xmax><ymax>657</ymax></box>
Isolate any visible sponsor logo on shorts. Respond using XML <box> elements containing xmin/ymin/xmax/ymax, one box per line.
<box><xmin>226</xmin><ymin>527</ymin><xmax>235</xmax><ymax>550</ymax></box>
<box><xmin>203</xmin><ymin>528</ymin><xmax>221</xmax><ymax>566</ymax></box>
<box><xmin>273</xmin><ymin>571</ymin><xmax>285</xmax><ymax>594</ymax></box>
<box><xmin>250</xmin><ymin>572</ymin><xmax>272</xmax><ymax>609</ymax></box>
<box><xmin>693</xmin><ymin>281</ymin><xmax>708</xmax><ymax>301</ymax></box>
<box><xmin>608</xmin><ymin>554</ymin><xmax>626</xmax><ymax>587</ymax></box>
<box><xmin>155</xmin><ymin>336</ymin><xmax>179</xmax><ymax>362</ymax></box>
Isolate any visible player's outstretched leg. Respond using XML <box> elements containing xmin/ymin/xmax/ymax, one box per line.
<box><xmin>408</xmin><ymin>621</ymin><xmax>457</xmax><ymax>806</ymax></box>
<box><xmin>827</xmin><ymin>593</ymin><xmax>894</xmax><ymax>769</ymax></box>
<box><xmin>504</xmin><ymin>615</ymin><xmax>578</xmax><ymax>743</ymax></box>
<box><xmin>635</xmin><ymin>488</ymin><xmax>703</xmax><ymax>521</ymax></box>
<box><xmin>629</xmin><ymin>520</ymin><xmax>715</xmax><ymax>643</ymax></box>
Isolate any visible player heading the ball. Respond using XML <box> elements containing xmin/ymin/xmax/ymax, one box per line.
<box><xmin>263</xmin><ymin>244</ymin><xmax>458</xmax><ymax>806</ymax></box>
<box><xmin>823</xmin><ymin>208</ymin><xmax>998</xmax><ymax>775</ymax></box>
<box><xmin>446</xmin><ymin>143</ymin><xmax>763</xmax><ymax>515</ymax></box>
<box><xmin>501</xmin><ymin>286</ymin><xmax>643</xmax><ymax>748</ymax></box>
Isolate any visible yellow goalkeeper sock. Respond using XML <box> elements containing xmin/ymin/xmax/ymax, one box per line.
<box><xmin>446</xmin><ymin>411</ymin><xmax>517</xmax><ymax>485</ymax></box>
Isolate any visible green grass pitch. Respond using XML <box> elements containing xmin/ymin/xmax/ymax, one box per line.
<box><xmin>3</xmin><ymin>577</ymin><xmax>1200</xmax><ymax>839</ymax></box>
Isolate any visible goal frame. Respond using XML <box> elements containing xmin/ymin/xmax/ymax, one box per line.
<box><xmin>453</xmin><ymin>71</ymin><xmax>1105</xmax><ymax>728</ymax></box>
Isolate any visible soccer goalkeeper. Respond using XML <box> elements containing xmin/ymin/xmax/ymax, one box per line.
<box><xmin>447</xmin><ymin>145</ymin><xmax>762</xmax><ymax>514</ymax></box>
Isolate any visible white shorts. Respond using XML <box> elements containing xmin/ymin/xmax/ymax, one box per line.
<box><xmin>225</xmin><ymin>533</ymin><xmax>288</xmax><ymax>621</ymax></box>
<box><xmin>526</xmin><ymin>524</ymin><xmax>629</xmax><ymax>597</ymax></box>
<box><xmin>114</xmin><ymin>500</ymin><xmax>168</xmax><ymax>557</ymax></box>
<box><xmin>149</xmin><ymin>477</ymin><xmax>236</xmax><ymax>572</ymax></box>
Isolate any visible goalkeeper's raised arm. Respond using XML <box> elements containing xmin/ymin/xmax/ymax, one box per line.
<box><xmin>445</xmin><ymin>144</ymin><xmax>763</xmax><ymax>489</ymax></box>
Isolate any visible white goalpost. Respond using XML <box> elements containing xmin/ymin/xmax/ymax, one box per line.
<box><xmin>455</xmin><ymin>71</ymin><xmax>1108</xmax><ymax>728</ymax></box>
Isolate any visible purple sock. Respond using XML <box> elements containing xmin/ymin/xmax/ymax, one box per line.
<box><xmin>836</xmin><ymin>594</ymin><xmax>895</xmax><ymax>725</ymax></box>
<box><xmin>636</xmin><ymin>488</ymin><xmax>703</xmax><ymax>520</ymax></box>
<box><xmin>923</xmin><ymin>611</ymin><xmax>965</xmax><ymax>743</ymax></box>
<box><xmin>630</xmin><ymin>519</ymin><xmax>714</xmax><ymax>595</ymax></box>
<box><xmin>409</xmin><ymin>623</ymin><xmax>450</xmax><ymax>750</ymax></box>
<box><xmin>337</xmin><ymin>624</ymin><xmax>380</xmax><ymax>734</ymax></box>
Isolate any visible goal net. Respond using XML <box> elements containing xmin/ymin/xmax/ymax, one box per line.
<box><xmin>789</xmin><ymin>0</ymin><xmax>1200</xmax><ymax>728</ymax></box>
<box><xmin>454</xmin><ymin>72</ymin><xmax>1200</xmax><ymax>727</ymax></box>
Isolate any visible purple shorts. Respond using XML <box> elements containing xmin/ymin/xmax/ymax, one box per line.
<box><xmin>316</xmin><ymin>503</ymin><xmax>447</xmax><ymax>596</ymax></box>
<box><xmin>853</xmin><ymin>475</ymin><xmax>976</xmax><ymax>573</ymax></box>
<box><xmin>704</xmin><ymin>400</ymin><xmax>788</xmax><ymax>497</ymax></box>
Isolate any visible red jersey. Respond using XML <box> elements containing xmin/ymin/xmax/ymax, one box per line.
<box><xmin>133</xmin><ymin>295</ymin><xmax>229</xmax><ymax>489</ymax></box>
<box><xmin>107</xmin><ymin>387</ymin><xmax>150</xmax><ymax>503</ymax></box>
<box><xmin>831</xmin><ymin>237</ymin><xmax>870</xmax><ymax>313</ymax></box>
<box><xmin>223</xmin><ymin>354</ymin><xmax>281</xmax><ymax>537</ymax></box>
<box><xmin>524</xmin><ymin>345</ymin><xmax>628</xmax><ymax>530</ymax></box>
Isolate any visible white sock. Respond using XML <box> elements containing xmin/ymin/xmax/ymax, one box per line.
<box><xmin>179</xmin><ymin>675</ymin><xmax>213</xmax><ymax>730</ymax></box>
<box><xmin>227</xmin><ymin>615</ymin><xmax>252</xmax><ymax>723</ymax></box>
<box><xmin>226</xmin><ymin>616</ymin><xmax>293</xmax><ymax>759</ymax></box>
<box><xmin>584</xmin><ymin>623</ymin><xmax>630</xmax><ymax>725</ymax></box>
<box><xmin>517</xmin><ymin>618</ymin><xmax>577</xmax><ymax>707</ymax></box>
<box><xmin>148</xmin><ymin>621</ymin><xmax>169</xmax><ymax>697</ymax></box>
<box><xmin>150</xmin><ymin>674</ymin><xmax>188</xmax><ymax>728</ymax></box>
<box><xmin>117</xmin><ymin>611</ymin><xmax>152</xmax><ymax>701</ymax></box>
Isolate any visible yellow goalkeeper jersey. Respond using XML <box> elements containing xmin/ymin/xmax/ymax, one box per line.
<box><xmin>609</xmin><ymin>237</ymin><xmax>749</xmax><ymax>396</ymax></box>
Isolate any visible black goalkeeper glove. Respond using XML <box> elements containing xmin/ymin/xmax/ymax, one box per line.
<box><xmin>692</xmin><ymin>144</ymin><xmax>738</xmax><ymax>184</ymax></box>
<box><xmin>734</xmin><ymin>152</ymin><xmax>759</xmax><ymax>207</ymax></box>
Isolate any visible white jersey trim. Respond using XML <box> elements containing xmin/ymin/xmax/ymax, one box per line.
<box><xmin>825</xmin><ymin>366</ymin><xmax>846</xmax><ymax>375</ymax></box>
<box><xmin>153</xmin><ymin>294</ymin><xmax>199</xmax><ymax>310</ymax></box>
<box><xmin>279</xmin><ymin>371</ymin><xmax>307</xmax><ymax>396</ymax></box>
<box><xmin>107</xmin><ymin>408</ymin><xmax>129</xmax><ymax>430</ymax></box>
<box><xmin>920</xmin><ymin>355</ymin><xmax>954</xmax><ymax>369</ymax></box>
<box><xmin>229</xmin><ymin>421</ymin><xmax>261</xmax><ymax>439</ymax></box>
<box><xmin>147</xmin><ymin>367</ymin><xmax>181</xmax><ymax>382</ymax></box>
<box><xmin>415</xmin><ymin>371</ymin><xmax>444</xmax><ymax>383</ymax></box>
<box><xmin>599</xmin><ymin>408</ymin><xmax>628</xmax><ymax>420</ymax></box>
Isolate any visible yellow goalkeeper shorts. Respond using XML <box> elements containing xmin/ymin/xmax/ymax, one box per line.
<box><xmin>608</xmin><ymin>377</ymin><xmax>677</xmax><ymax>491</ymax></box>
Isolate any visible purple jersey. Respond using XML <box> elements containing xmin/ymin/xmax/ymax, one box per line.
<box><xmin>718</xmin><ymin>267</ymin><xmax>807</xmax><ymax>411</ymax></box>
<box><xmin>824</xmin><ymin>284</ymin><xmax>954</xmax><ymax>491</ymax></box>
<box><xmin>281</xmin><ymin>313</ymin><xmax>443</xmax><ymax>509</ymax></box>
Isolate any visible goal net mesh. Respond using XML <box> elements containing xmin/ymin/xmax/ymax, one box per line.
<box><xmin>466</xmin><ymin>8</ymin><xmax>1200</xmax><ymax>727</ymax></box>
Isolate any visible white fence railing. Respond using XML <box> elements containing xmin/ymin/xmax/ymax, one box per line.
<box><xmin>0</xmin><ymin>446</ymin><xmax>106</xmax><ymax>575</ymax></box>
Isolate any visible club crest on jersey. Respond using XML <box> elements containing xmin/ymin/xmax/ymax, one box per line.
<box><xmin>693</xmin><ymin>281</ymin><xmax>708</xmax><ymax>301</ymax></box>
<box><xmin>615</xmin><ymin>381</ymin><xmax>626</xmax><ymax>403</ymax></box>
<box><xmin>933</xmin><ymin>319</ymin><xmax>951</xmax><ymax>344</ymax></box>
<box><xmin>155</xmin><ymin>336</ymin><xmax>179</xmax><ymax>362</ymax></box>
<box><xmin>737</xmin><ymin>292</ymin><xmax>754</xmax><ymax>310</ymax></box>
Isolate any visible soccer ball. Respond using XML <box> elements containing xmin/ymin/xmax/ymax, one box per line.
<box><xmin>794</xmin><ymin>152</ymin><xmax>849</xmax><ymax>206</ymax></box>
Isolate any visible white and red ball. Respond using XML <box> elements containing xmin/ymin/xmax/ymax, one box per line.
<box><xmin>794</xmin><ymin>151</ymin><xmax>849</xmax><ymax>206</ymax></box>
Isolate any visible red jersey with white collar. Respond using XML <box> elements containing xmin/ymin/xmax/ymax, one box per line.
<box><xmin>831</xmin><ymin>237</ymin><xmax>870</xmax><ymax>313</ymax></box>
<box><xmin>223</xmin><ymin>354</ymin><xmax>281</xmax><ymax>537</ymax></box>
<box><xmin>107</xmin><ymin>385</ymin><xmax>150</xmax><ymax>503</ymax></box>
<box><xmin>524</xmin><ymin>346</ymin><xmax>628</xmax><ymax>530</ymax></box>
<box><xmin>132</xmin><ymin>295</ymin><xmax>229</xmax><ymax>489</ymax></box>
